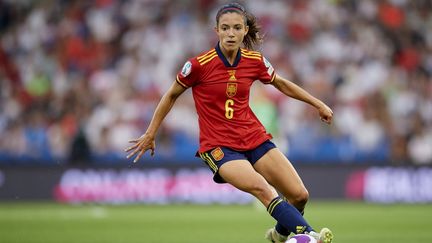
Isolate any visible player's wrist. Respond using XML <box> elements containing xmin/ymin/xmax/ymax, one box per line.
<box><xmin>143</xmin><ymin>131</ymin><xmax>156</xmax><ymax>140</ymax></box>
<box><xmin>310</xmin><ymin>98</ymin><xmax>324</xmax><ymax>110</ymax></box>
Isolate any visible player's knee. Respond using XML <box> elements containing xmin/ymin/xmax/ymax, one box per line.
<box><xmin>292</xmin><ymin>189</ymin><xmax>309</xmax><ymax>206</ymax></box>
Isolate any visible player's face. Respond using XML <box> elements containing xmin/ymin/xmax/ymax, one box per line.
<box><xmin>216</xmin><ymin>12</ymin><xmax>249</xmax><ymax>53</ymax></box>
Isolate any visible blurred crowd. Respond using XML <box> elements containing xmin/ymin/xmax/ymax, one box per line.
<box><xmin>0</xmin><ymin>0</ymin><xmax>431</xmax><ymax>165</ymax></box>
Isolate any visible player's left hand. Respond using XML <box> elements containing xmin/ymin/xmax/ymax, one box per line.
<box><xmin>318</xmin><ymin>103</ymin><xmax>333</xmax><ymax>124</ymax></box>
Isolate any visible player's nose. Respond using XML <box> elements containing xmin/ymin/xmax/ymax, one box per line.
<box><xmin>227</xmin><ymin>28</ymin><xmax>235</xmax><ymax>37</ymax></box>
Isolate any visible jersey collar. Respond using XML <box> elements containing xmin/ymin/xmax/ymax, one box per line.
<box><xmin>215</xmin><ymin>42</ymin><xmax>241</xmax><ymax>68</ymax></box>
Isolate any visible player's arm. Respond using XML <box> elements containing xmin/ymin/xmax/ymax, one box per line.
<box><xmin>125</xmin><ymin>81</ymin><xmax>187</xmax><ymax>162</ymax></box>
<box><xmin>271</xmin><ymin>74</ymin><xmax>333</xmax><ymax>124</ymax></box>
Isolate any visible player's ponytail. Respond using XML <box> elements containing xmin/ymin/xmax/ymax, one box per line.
<box><xmin>215</xmin><ymin>2</ymin><xmax>263</xmax><ymax>50</ymax></box>
<box><xmin>243</xmin><ymin>12</ymin><xmax>262</xmax><ymax>50</ymax></box>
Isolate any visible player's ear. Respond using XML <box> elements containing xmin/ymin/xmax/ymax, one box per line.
<box><xmin>214</xmin><ymin>25</ymin><xmax>218</xmax><ymax>34</ymax></box>
<box><xmin>244</xmin><ymin>25</ymin><xmax>249</xmax><ymax>36</ymax></box>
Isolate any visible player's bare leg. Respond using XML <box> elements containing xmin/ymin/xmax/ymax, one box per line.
<box><xmin>218</xmin><ymin>159</ymin><xmax>316</xmax><ymax>242</ymax></box>
<box><xmin>255</xmin><ymin>148</ymin><xmax>333</xmax><ymax>242</ymax></box>
<box><xmin>218</xmin><ymin>159</ymin><xmax>278</xmax><ymax>206</ymax></box>
<box><xmin>254</xmin><ymin>148</ymin><xmax>309</xmax><ymax>211</ymax></box>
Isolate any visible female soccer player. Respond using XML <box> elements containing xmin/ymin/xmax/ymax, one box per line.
<box><xmin>126</xmin><ymin>3</ymin><xmax>333</xmax><ymax>243</ymax></box>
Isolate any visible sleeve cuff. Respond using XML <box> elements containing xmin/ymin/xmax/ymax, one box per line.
<box><xmin>176</xmin><ymin>75</ymin><xmax>189</xmax><ymax>88</ymax></box>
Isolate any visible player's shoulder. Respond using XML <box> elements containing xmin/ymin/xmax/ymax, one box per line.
<box><xmin>194</xmin><ymin>48</ymin><xmax>218</xmax><ymax>66</ymax></box>
<box><xmin>178</xmin><ymin>48</ymin><xmax>216</xmax><ymax>77</ymax></box>
<box><xmin>240</xmin><ymin>48</ymin><xmax>263</xmax><ymax>62</ymax></box>
<box><xmin>178</xmin><ymin>48</ymin><xmax>217</xmax><ymax>82</ymax></box>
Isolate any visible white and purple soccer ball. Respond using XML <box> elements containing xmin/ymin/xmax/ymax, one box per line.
<box><xmin>286</xmin><ymin>234</ymin><xmax>318</xmax><ymax>243</ymax></box>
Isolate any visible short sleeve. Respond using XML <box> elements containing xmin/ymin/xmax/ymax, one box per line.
<box><xmin>176</xmin><ymin>58</ymin><xmax>200</xmax><ymax>88</ymax></box>
<box><xmin>258</xmin><ymin>56</ymin><xmax>276</xmax><ymax>84</ymax></box>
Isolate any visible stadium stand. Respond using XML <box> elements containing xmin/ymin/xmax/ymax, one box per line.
<box><xmin>0</xmin><ymin>0</ymin><xmax>431</xmax><ymax>165</ymax></box>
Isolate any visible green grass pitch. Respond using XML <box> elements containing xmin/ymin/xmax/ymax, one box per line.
<box><xmin>0</xmin><ymin>201</ymin><xmax>431</xmax><ymax>243</ymax></box>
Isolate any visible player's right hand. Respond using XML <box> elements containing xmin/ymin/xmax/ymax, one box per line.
<box><xmin>125</xmin><ymin>134</ymin><xmax>156</xmax><ymax>163</ymax></box>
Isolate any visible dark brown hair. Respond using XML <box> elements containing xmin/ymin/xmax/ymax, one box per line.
<box><xmin>215</xmin><ymin>2</ymin><xmax>262</xmax><ymax>50</ymax></box>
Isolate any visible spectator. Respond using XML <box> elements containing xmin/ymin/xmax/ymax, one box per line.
<box><xmin>0</xmin><ymin>0</ymin><xmax>431</xmax><ymax>165</ymax></box>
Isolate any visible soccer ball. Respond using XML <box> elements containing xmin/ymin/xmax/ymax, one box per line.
<box><xmin>286</xmin><ymin>234</ymin><xmax>317</xmax><ymax>243</ymax></box>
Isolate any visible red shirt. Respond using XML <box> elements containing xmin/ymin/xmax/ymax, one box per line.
<box><xmin>176</xmin><ymin>44</ymin><xmax>276</xmax><ymax>152</ymax></box>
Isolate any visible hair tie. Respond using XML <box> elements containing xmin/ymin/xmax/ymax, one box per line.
<box><xmin>216</xmin><ymin>3</ymin><xmax>246</xmax><ymax>20</ymax></box>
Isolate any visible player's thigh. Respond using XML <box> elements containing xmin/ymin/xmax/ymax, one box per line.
<box><xmin>253</xmin><ymin>148</ymin><xmax>308</xmax><ymax>202</ymax></box>
<box><xmin>218</xmin><ymin>159</ymin><xmax>277</xmax><ymax>206</ymax></box>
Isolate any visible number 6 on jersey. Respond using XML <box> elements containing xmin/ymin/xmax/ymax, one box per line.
<box><xmin>225</xmin><ymin>99</ymin><xmax>234</xmax><ymax>119</ymax></box>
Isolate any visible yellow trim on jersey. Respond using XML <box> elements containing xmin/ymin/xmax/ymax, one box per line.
<box><xmin>197</xmin><ymin>50</ymin><xmax>217</xmax><ymax>61</ymax></box>
<box><xmin>241</xmin><ymin>50</ymin><xmax>262</xmax><ymax>56</ymax></box>
<box><xmin>270</xmin><ymin>72</ymin><xmax>276</xmax><ymax>83</ymax></box>
<box><xmin>241</xmin><ymin>54</ymin><xmax>262</xmax><ymax>60</ymax></box>
<box><xmin>199</xmin><ymin>53</ymin><xmax>218</xmax><ymax>65</ymax></box>
<box><xmin>241</xmin><ymin>49</ymin><xmax>261</xmax><ymax>57</ymax></box>
<box><xmin>262</xmin><ymin>72</ymin><xmax>276</xmax><ymax>84</ymax></box>
<box><xmin>176</xmin><ymin>75</ymin><xmax>189</xmax><ymax>88</ymax></box>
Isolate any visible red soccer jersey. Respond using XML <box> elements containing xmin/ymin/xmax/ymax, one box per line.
<box><xmin>176</xmin><ymin>44</ymin><xmax>276</xmax><ymax>152</ymax></box>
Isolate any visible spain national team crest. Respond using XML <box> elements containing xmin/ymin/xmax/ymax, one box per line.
<box><xmin>226</xmin><ymin>82</ymin><xmax>237</xmax><ymax>98</ymax></box>
<box><xmin>211</xmin><ymin>147</ymin><xmax>224</xmax><ymax>161</ymax></box>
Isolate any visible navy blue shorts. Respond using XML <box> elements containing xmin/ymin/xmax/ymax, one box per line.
<box><xmin>197</xmin><ymin>140</ymin><xmax>277</xmax><ymax>184</ymax></box>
